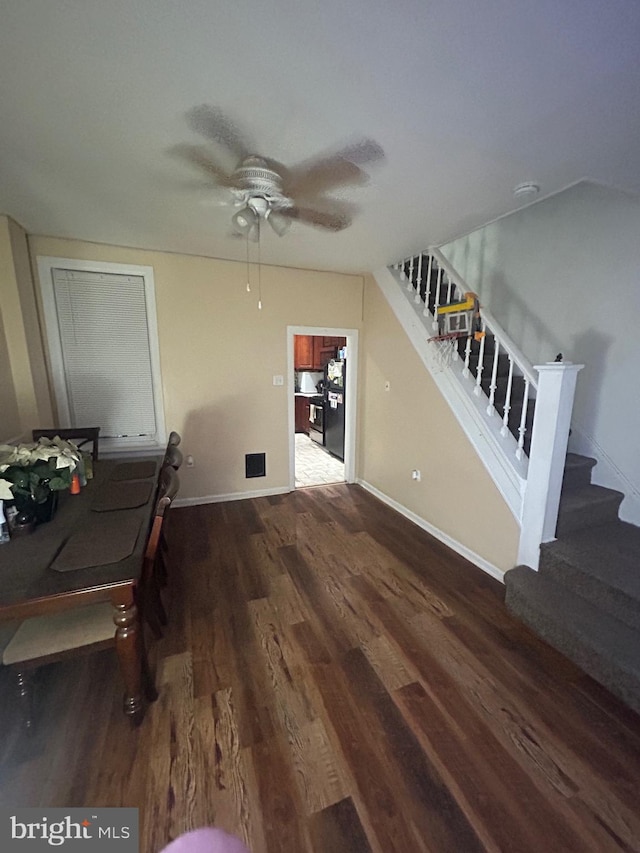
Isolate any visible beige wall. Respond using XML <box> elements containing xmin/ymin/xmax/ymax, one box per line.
<box><xmin>0</xmin><ymin>308</ymin><xmax>21</xmax><ymax>439</ymax></box>
<box><xmin>30</xmin><ymin>235</ymin><xmax>364</xmax><ymax>500</ymax></box>
<box><xmin>0</xmin><ymin>216</ymin><xmax>52</xmax><ymax>441</ymax></box>
<box><xmin>358</xmin><ymin>274</ymin><xmax>519</xmax><ymax>573</ymax></box>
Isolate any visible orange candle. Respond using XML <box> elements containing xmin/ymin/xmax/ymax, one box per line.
<box><xmin>70</xmin><ymin>473</ymin><xmax>81</xmax><ymax>494</ymax></box>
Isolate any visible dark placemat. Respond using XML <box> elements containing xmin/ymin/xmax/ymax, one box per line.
<box><xmin>92</xmin><ymin>480</ymin><xmax>153</xmax><ymax>512</ymax></box>
<box><xmin>50</xmin><ymin>515</ymin><xmax>143</xmax><ymax>572</ymax></box>
<box><xmin>109</xmin><ymin>460</ymin><xmax>157</xmax><ymax>481</ymax></box>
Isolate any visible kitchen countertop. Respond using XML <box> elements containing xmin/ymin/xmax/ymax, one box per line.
<box><xmin>294</xmin><ymin>392</ymin><xmax>319</xmax><ymax>398</ymax></box>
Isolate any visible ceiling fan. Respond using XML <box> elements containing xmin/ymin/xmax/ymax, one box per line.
<box><xmin>173</xmin><ymin>105</ymin><xmax>384</xmax><ymax>241</ymax></box>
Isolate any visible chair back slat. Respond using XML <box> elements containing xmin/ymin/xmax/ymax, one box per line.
<box><xmin>143</xmin><ymin>467</ymin><xmax>179</xmax><ymax>568</ymax></box>
<box><xmin>164</xmin><ymin>445</ymin><xmax>183</xmax><ymax>470</ymax></box>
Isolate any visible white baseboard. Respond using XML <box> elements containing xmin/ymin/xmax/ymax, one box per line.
<box><xmin>173</xmin><ymin>485</ymin><xmax>290</xmax><ymax>508</ymax></box>
<box><xmin>357</xmin><ymin>478</ymin><xmax>505</xmax><ymax>583</ymax></box>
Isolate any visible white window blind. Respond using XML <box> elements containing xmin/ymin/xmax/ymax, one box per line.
<box><xmin>51</xmin><ymin>268</ymin><xmax>158</xmax><ymax>440</ymax></box>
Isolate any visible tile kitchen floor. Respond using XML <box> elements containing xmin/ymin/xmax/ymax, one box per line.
<box><xmin>295</xmin><ymin>433</ymin><xmax>345</xmax><ymax>487</ymax></box>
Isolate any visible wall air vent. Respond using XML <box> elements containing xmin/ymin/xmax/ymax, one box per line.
<box><xmin>245</xmin><ymin>453</ymin><xmax>266</xmax><ymax>478</ymax></box>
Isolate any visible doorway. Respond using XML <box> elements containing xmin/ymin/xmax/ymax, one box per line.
<box><xmin>287</xmin><ymin>327</ymin><xmax>358</xmax><ymax>490</ymax></box>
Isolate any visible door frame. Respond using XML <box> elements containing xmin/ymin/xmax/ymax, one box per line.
<box><xmin>287</xmin><ymin>326</ymin><xmax>359</xmax><ymax>490</ymax></box>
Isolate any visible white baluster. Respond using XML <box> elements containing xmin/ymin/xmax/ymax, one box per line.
<box><xmin>407</xmin><ymin>257</ymin><xmax>414</xmax><ymax>291</ymax></box>
<box><xmin>462</xmin><ymin>335</ymin><xmax>472</xmax><ymax>378</ymax></box>
<box><xmin>447</xmin><ymin>275</ymin><xmax>454</xmax><ymax>303</ymax></box>
<box><xmin>515</xmin><ymin>379</ymin><xmax>531</xmax><ymax>460</ymax></box>
<box><xmin>486</xmin><ymin>339</ymin><xmax>500</xmax><ymax>415</ymax></box>
<box><xmin>473</xmin><ymin>320</ymin><xmax>487</xmax><ymax>395</ymax></box>
<box><xmin>414</xmin><ymin>255</ymin><xmax>423</xmax><ymax>303</ymax></box>
<box><xmin>500</xmin><ymin>357</ymin><xmax>515</xmax><ymax>437</ymax></box>
<box><xmin>423</xmin><ymin>255</ymin><xmax>433</xmax><ymax>317</ymax></box>
<box><xmin>398</xmin><ymin>260</ymin><xmax>406</xmax><ymax>281</ymax></box>
<box><xmin>432</xmin><ymin>266</ymin><xmax>443</xmax><ymax>329</ymax></box>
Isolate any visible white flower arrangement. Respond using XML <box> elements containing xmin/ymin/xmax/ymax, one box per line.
<box><xmin>0</xmin><ymin>436</ymin><xmax>84</xmax><ymax>502</ymax></box>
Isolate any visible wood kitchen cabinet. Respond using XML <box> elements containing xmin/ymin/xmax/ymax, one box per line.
<box><xmin>294</xmin><ymin>335</ymin><xmax>315</xmax><ymax>370</ymax></box>
<box><xmin>314</xmin><ymin>336</ymin><xmax>346</xmax><ymax>369</ymax></box>
<box><xmin>295</xmin><ymin>395</ymin><xmax>311</xmax><ymax>433</ymax></box>
<box><xmin>294</xmin><ymin>335</ymin><xmax>346</xmax><ymax>370</ymax></box>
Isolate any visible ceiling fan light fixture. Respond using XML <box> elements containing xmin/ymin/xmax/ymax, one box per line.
<box><xmin>267</xmin><ymin>210</ymin><xmax>291</xmax><ymax>237</ymax></box>
<box><xmin>232</xmin><ymin>205</ymin><xmax>257</xmax><ymax>230</ymax></box>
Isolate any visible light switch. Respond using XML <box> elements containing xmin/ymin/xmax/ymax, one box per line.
<box><xmin>273</xmin><ymin>375</ymin><xmax>284</xmax><ymax>386</ymax></box>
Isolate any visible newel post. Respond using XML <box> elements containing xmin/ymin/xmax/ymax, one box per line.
<box><xmin>517</xmin><ymin>361</ymin><xmax>583</xmax><ymax>570</ymax></box>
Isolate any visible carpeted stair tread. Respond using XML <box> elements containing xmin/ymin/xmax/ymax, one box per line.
<box><xmin>562</xmin><ymin>453</ymin><xmax>597</xmax><ymax>490</ymax></box>
<box><xmin>556</xmin><ymin>483</ymin><xmax>624</xmax><ymax>536</ymax></box>
<box><xmin>505</xmin><ymin>566</ymin><xmax>640</xmax><ymax>714</ymax></box>
<box><xmin>540</xmin><ymin>521</ymin><xmax>640</xmax><ymax>629</ymax></box>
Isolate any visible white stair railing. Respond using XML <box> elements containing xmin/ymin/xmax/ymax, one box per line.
<box><xmin>382</xmin><ymin>248</ymin><xmax>583</xmax><ymax>571</ymax></box>
<box><xmin>392</xmin><ymin>250</ymin><xmax>537</xmax><ymax>469</ymax></box>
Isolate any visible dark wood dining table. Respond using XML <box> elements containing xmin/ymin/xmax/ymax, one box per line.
<box><xmin>0</xmin><ymin>457</ymin><xmax>162</xmax><ymax>726</ymax></box>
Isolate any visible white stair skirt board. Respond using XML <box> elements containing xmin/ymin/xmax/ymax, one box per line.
<box><xmin>357</xmin><ymin>479</ymin><xmax>504</xmax><ymax>583</ymax></box>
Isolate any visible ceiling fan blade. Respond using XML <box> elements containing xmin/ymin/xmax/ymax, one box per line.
<box><xmin>284</xmin><ymin>158</ymin><xmax>365</xmax><ymax>198</ymax></box>
<box><xmin>284</xmin><ymin>138</ymin><xmax>384</xmax><ymax>198</ymax></box>
<box><xmin>170</xmin><ymin>143</ymin><xmax>235</xmax><ymax>186</ymax></box>
<box><xmin>279</xmin><ymin>206</ymin><xmax>352</xmax><ymax>232</ymax></box>
<box><xmin>331</xmin><ymin>138</ymin><xmax>385</xmax><ymax>166</ymax></box>
<box><xmin>187</xmin><ymin>105</ymin><xmax>251</xmax><ymax>163</ymax></box>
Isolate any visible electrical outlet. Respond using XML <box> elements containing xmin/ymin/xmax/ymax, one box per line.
<box><xmin>186</xmin><ymin>455</ymin><xmax>195</xmax><ymax>468</ymax></box>
<box><xmin>273</xmin><ymin>375</ymin><xmax>284</xmax><ymax>386</ymax></box>
<box><xmin>411</xmin><ymin>469</ymin><xmax>421</xmax><ymax>481</ymax></box>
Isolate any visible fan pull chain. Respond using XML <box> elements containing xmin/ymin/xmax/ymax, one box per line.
<box><xmin>257</xmin><ymin>222</ymin><xmax>263</xmax><ymax>310</ymax></box>
<box><xmin>245</xmin><ymin>232</ymin><xmax>251</xmax><ymax>292</ymax></box>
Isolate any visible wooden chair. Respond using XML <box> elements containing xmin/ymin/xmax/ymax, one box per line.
<box><xmin>140</xmin><ymin>466</ymin><xmax>180</xmax><ymax>637</ymax></box>
<box><xmin>1</xmin><ymin>467</ymin><xmax>180</xmax><ymax>733</ymax></box>
<box><xmin>162</xmin><ymin>431</ymin><xmax>183</xmax><ymax>471</ymax></box>
<box><xmin>164</xmin><ymin>444</ymin><xmax>183</xmax><ymax>470</ymax></box>
<box><xmin>32</xmin><ymin>427</ymin><xmax>101</xmax><ymax>463</ymax></box>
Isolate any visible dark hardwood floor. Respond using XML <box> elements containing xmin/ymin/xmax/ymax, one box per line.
<box><xmin>1</xmin><ymin>484</ymin><xmax>640</xmax><ymax>852</ymax></box>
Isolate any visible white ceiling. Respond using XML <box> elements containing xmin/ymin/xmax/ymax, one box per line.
<box><xmin>1</xmin><ymin>0</ymin><xmax>639</xmax><ymax>274</ymax></box>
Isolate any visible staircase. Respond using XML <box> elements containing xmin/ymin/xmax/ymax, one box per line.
<box><xmin>506</xmin><ymin>452</ymin><xmax>640</xmax><ymax>714</ymax></box>
<box><xmin>383</xmin><ymin>250</ymin><xmax>640</xmax><ymax>715</ymax></box>
<box><xmin>404</xmin><ymin>253</ymin><xmax>538</xmax><ymax>454</ymax></box>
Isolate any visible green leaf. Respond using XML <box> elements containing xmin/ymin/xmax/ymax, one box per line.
<box><xmin>49</xmin><ymin>476</ymin><xmax>70</xmax><ymax>491</ymax></box>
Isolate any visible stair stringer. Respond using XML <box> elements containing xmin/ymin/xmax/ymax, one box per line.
<box><xmin>373</xmin><ymin>265</ymin><xmax>526</xmax><ymax>523</ymax></box>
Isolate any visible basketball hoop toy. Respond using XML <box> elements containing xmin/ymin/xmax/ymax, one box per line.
<box><xmin>428</xmin><ymin>291</ymin><xmax>484</xmax><ymax>370</ymax></box>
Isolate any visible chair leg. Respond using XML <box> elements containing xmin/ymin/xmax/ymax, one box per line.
<box><xmin>15</xmin><ymin>669</ymin><xmax>35</xmax><ymax>735</ymax></box>
<box><xmin>156</xmin><ymin>584</ymin><xmax>168</xmax><ymax>626</ymax></box>
<box><xmin>157</xmin><ymin>546</ymin><xmax>168</xmax><ymax>587</ymax></box>
<box><xmin>140</xmin><ymin>642</ymin><xmax>158</xmax><ymax>704</ymax></box>
<box><xmin>144</xmin><ymin>580</ymin><xmax>166</xmax><ymax>639</ymax></box>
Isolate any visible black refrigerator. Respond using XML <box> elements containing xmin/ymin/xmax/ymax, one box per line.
<box><xmin>323</xmin><ymin>358</ymin><xmax>346</xmax><ymax>461</ymax></box>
